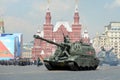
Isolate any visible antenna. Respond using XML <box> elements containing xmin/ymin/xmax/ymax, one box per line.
<box><xmin>75</xmin><ymin>0</ymin><xmax>79</xmax><ymax>12</ymax></box>
<box><xmin>47</xmin><ymin>0</ymin><xmax>51</xmax><ymax>11</ymax></box>
<box><xmin>60</xmin><ymin>28</ymin><xmax>65</xmax><ymax>38</ymax></box>
<box><xmin>47</xmin><ymin>0</ymin><xmax>50</xmax><ymax>4</ymax></box>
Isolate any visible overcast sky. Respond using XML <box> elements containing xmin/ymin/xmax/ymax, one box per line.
<box><xmin>0</xmin><ymin>0</ymin><xmax>120</xmax><ymax>43</ymax></box>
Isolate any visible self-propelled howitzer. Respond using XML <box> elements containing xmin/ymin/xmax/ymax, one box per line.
<box><xmin>34</xmin><ymin>34</ymin><xmax>99</xmax><ymax>71</ymax></box>
<box><xmin>97</xmin><ymin>47</ymin><xmax>119</xmax><ymax>66</ymax></box>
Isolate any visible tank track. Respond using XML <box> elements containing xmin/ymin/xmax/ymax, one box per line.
<box><xmin>68</xmin><ymin>62</ymin><xmax>98</xmax><ymax>71</ymax></box>
<box><xmin>44</xmin><ymin>62</ymin><xmax>98</xmax><ymax>71</ymax></box>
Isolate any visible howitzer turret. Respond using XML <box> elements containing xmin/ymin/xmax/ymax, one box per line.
<box><xmin>33</xmin><ymin>34</ymin><xmax>99</xmax><ymax>71</ymax></box>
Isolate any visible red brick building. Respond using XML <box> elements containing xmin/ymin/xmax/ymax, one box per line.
<box><xmin>81</xmin><ymin>29</ymin><xmax>90</xmax><ymax>44</ymax></box>
<box><xmin>32</xmin><ymin>5</ymin><xmax>90</xmax><ymax>60</ymax></box>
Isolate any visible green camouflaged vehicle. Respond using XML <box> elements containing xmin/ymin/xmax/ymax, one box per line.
<box><xmin>34</xmin><ymin>34</ymin><xmax>99</xmax><ymax>71</ymax></box>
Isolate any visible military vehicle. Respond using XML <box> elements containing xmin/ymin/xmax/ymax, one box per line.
<box><xmin>34</xmin><ymin>34</ymin><xmax>99</xmax><ymax>71</ymax></box>
<box><xmin>97</xmin><ymin>47</ymin><xmax>119</xmax><ymax>66</ymax></box>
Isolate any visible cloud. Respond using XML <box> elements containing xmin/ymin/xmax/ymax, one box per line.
<box><xmin>112</xmin><ymin>0</ymin><xmax>120</xmax><ymax>7</ymax></box>
<box><xmin>105</xmin><ymin>0</ymin><xmax>120</xmax><ymax>9</ymax></box>
<box><xmin>4</xmin><ymin>16</ymin><xmax>37</xmax><ymax>42</ymax></box>
<box><xmin>29</xmin><ymin>0</ymin><xmax>74</xmax><ymax>21</ymax></box>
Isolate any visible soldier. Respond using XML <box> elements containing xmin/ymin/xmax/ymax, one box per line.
<box><xmin>64</xmin><ymin>35</ymin><xmax>70</xmax><ymax>43</ymax></box>
<box><xmin>59</xmin><ymin>35</ymin><xmax>71</xmax><ymax>57</ymax></box>
<box><xmin>101</xmin><ymin>46</ymin><xmax>106</xmax><ymax>51</ymax></box>
<box><xmin>37</xmin><ymin>57</ymin><xmax>42</xmax><ymax>67</ymax></box>
<box><xmin>37</xmin><ymin>57</ymin><xmax>40</xmax><ymax>67</ymax></box>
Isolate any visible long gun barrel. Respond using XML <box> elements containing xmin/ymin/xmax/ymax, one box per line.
<box><xmin>34</xmin><ymin>34</ymin><xmax>64</xmax><ymax>48</ymax></box>
<box><xmin>106</xmin><ymin>47</ymin><xmax>114</xmax><ymax>54</ymax></box>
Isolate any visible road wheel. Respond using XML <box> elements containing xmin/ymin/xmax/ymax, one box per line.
<box><xmin>93</xmin><ymin>65</ymin><xmax>98</xmax><ymax>70</ymax></box>
<box><xmin>69</xmin><ymin>62</ymin><xmax>79</xmax><ymax>71</ymax></box>
<box><xmin>44</xmin><ymin>62</ymin><xmax>53</xmax><ymax>70</ymax></box>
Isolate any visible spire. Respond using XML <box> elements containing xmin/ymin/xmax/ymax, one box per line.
<box><xmin>75</xmin><ymin>0</ymin><xmax>78</xmax><ymax>12</ymax></box>
<box><xmin>47</xmin><ymin>0</ymin><xmax>50</xmax><ymax>12</ymax></box>
<box><xmin>83</xmin><ymin>29</ymin><xmax>89</xmax><ymax>38</ymax></box>
<box><xmin>45</xmin><ymin>0</ymin><xmax>51</xmax><ymax>25</ymax></box>
<box><xmin>74</xmin><ymin>0</ymin><xmax>79</xmax><ymax>25</ymax></box>
<box><xmin>40</xmin><ymin>30</ymin><xmax>44</xmax><ymax>37</ymax></box>
<box><xmin>95</xmin><ymin>32</ymin><xmax>99</xmax><ymax>38</ymax></box>
<box><xmin>0</xmin><ymin>15</ymin><xmax>5</xmax><ymax>33</ymax></box>
<box><xmin>35</xmin><ymin>29</ymin><xmax>44</xmax><ymax>38</ymax></box>
<box><xmin>82</xmin><ymin>27</ymin><xmax>90</xmax><ymax>44</ymax></box>
<box><xmin>37</xmin><ymin>29</ymin><xmax>40</xmax><ymax>33</ymax></box>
